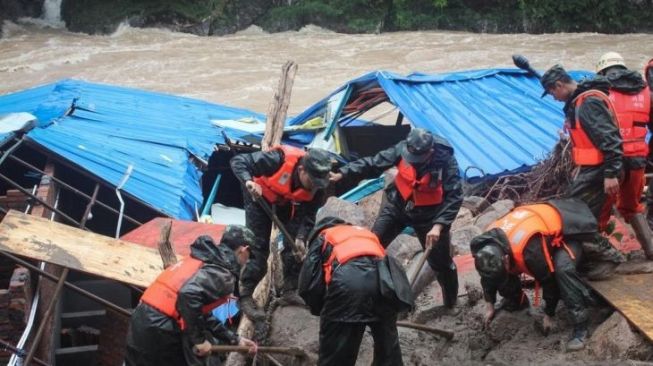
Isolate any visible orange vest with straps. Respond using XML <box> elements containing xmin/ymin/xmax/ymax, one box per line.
<box><xmin>486</xmin><ymin>204</ymin><xmax>564</xmax><ymax>277</ymax></box>
<box><xmin>253</xmin><ymin>145</ymin><xmax>314</xmax><ymax>204</ymax></box>
<box><xmin>566</xmin><ymin>90</ymin><xmax>619</xmax><ymax>166</ymax></box>
<box><xmin>394</xmin><ymin>159</ymin><xmax>444</xmax><ymax>207</ymax></box>
<box><xmin>608</xmin><ymin>86</ymin><xmax>650</xmax><ymax>158</ymax></box>
<box><xmin>140</xmin><ymin>257</ymin><xmax>231</xmax><ymax>330</ymax></box>
<box><xmin>321</xmin><ymin>225</ymin><xmax>386</xmax><ymax>285</ymax></box>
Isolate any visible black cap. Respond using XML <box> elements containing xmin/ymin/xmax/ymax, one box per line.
<box><xmin>220</xmin><ymin>225</ymin><xmax>256</xmax><ymax>250</ymax></box>
<box><xmin>473</xmin><ymin>244</ymin><xmax>506</xmax><ymax>279</ymax></box>
<box><xmin>303</xmin><ymin>148</ymin><xmax>332</xmax><ymax>189</ymax></box>
<box><xmin>402</xmin><ymin>128</ymin><xmax>434</xmax><ymax>164</ymax></box>
<box><xmin>540</xmin><ymin>64</ymin><xmax>571</xmax><ymax>98</ymax></box>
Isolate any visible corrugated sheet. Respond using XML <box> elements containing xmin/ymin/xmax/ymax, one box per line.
<box><xmin>0</xmin><ymin>80</ymin><xmax>266</xmax><ymax>219</ymax></box>
<box><xmin>290</xmin><ymin>68</ymin><xmax>593</xmax><ymax>179</ymax></box>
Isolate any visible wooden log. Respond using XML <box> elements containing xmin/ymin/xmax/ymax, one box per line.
<box><xmin>396</xmin><ymin>320</ymin><xmax>454</xmax><ymax>340</ymax></box>
<box><xmin>157</xmin><ymin>219</ymin><xmax>177</xmax><ymax>268</ymax></box>
<box><xmin>261</xmin><ymin>61</ymin><xmax>298</xmax><ymax>151</ymax></box>
<box><xmin>209</xmin><ymin>345</ymin><xmax>306</xmax><ymax>357</ymax></box>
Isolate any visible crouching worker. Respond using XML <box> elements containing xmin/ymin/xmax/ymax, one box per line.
<box><xmin>298</xmin><ymin>217</ymin><xmax>414</xmax><ymax>366</ymax></box>
<box><xmin>470</xmin><ymin>199</ymin><xmax>597</xmax><ymax>352</ymax></box>
<box><xmin>125</xmin><ymin>226</ymin><xmax>258</xmax><ymax>366</ymax></box>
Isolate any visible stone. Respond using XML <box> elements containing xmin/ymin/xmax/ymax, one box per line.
<box><xmin>451</xmin><ymin>207</ymin><xmax>474</xmax><ymax>232</ymax></box>
<box><xmin>486</xmin><ymin>308</ymin><xmax>532</xmax><ymax>343</ymax></box>
<box><xmin>474</xmin><ymin>200</ymin><xmax>515</xmax><ymax>230</ymax></box>
<box><xmin>451</xmin><ymin>224</ymin><xmax>482</xmax><ymax>255</ymax></box>
<box><xmin>588</xmin><ymin>312</ymin><xmax>653</xmax><ymax>360</ymax></box>
<box><xmin>386</xmin><ymin>234</ymin><xmax>423</xmax><ymax>267</ymax></box>
<box><xmin>357</xmin><ymin>190</ymin><xmax>384</xmax><ymax>229</ymax></box>
<box><xmin>316</xmin><ymin>196</ymin><xmax>366</xmax><ymax>226</ymax></box>
<box><xmin>462</xmin><ymin>196</ymin><xmax>490</xmax><ymax>215</ymax></box>
<box><xmin>268</xmin><ymin>305</ymin><xmax>320</xmax><ymax>365</ymax></box>
<box><xmin>615</xmin><ymin>260</ymin><xmax>653</xmax><ymax>275</ymax></box>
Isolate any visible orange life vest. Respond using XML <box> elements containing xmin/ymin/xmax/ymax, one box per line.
<box><xmin>608</xmin><ymin>86</ymin><xmax>650</xmax><ymax>158</ymax></box>
<box><xmin>321</xmin><ymin>225</ymin><xmax>386</xmax><ymax>285</ymax></box>
<box><xmin>394</xmin><ymin>159</ymin><xmax>444</xmax><ymax>207</ymax></box>
<box><xmin>486</xmin><ymin>204</ymin><xmax>564</xmax><ymax>277</ymax></box>
<box><xmin>140</xmin><ymin>257</ymin><xmax>232</xmax><ymax>330</ymax></box>
<box><xmin>253</xmin><ymin>145</ymin><xmax>314</xmax><ymax>204</ymax></box>
<box><xmin>566</xmin><ymin>90</ymin><xmax>619</xmax><ymax>166</ymax></box>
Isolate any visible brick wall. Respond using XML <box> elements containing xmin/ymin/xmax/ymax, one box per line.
<box><xmin>0</xmin><ymin>267</ymin><xmax>32</xmax><ymax>363</ymax></box>
<box><xmin>97</xmin><ymin>307</ymin><xmax>130</xmax><ymax>366</ymax></box>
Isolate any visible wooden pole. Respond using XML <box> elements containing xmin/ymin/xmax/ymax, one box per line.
<box><xmin>210</xmin><ymin>345</ymin><xmax>306</xmax><ymax>357</ymax></box>
<box><xmin>226</xmin><ymin>60</ymin><xmax>298</xmax><ymax>366</ymax></box>
<box><xmin>157</xmin><ymin>219</ymin><xmax>177</xmax><ymax>268</ymax></box>
<box><xmin>396</xmin><ymin>320</ymin><xmax>454</xmax><ymax>340</ymax></box>
<box><xmin>261</xmin><ymin>61</ymin><xmax>298</xmax><ymax>151</ymax></box>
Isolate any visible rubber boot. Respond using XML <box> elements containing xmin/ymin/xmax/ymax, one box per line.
<box><xmin>239</xmin><ymin>295</ymin><xmax>265</xmax><ymax>322</ymax></box>
<box><xmin>436</xmin><ymin>263</ymin><xmax>459</xmax><ymax>309</ymax></box>
<box><xmin>630</xmin><ymin>213</ymin><xmax>653</xmax><ymax>260</ymax></box>
<box><xmin>277</xmin><ymin>275</ymin><xmax>305</xmax><ymax>307</ymax></box>
<box><xmin>566</xmin><ymin>322</ymin><xmax>589</xmax><ymax>352</ymax></box>
<box><xmin>410</xmin><ymin>262</ymin><xmax>437</xmax><ymax>298</ymax></box>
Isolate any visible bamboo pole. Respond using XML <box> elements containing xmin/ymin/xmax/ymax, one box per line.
<box><xmin>396</xmin><ymin>320</ymin><xmax>454</xmax><ymax>340</ymax></box>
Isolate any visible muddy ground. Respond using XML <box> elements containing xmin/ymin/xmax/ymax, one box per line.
<box><xmin>265</xmin><ymin>195</ymin><xmax>653</xmax><ymax>365</ymax></box>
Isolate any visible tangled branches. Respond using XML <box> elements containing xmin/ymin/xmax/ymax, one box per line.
<box><xmin>480</xmin><ymin>139</ymin><xmax>574</xmax><ymax>204</ymax></box>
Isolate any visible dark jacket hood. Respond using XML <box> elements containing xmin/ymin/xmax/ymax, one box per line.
<box><xmin>607</xmin><ymin>69</ymin><xmax>646</xmax><ymax>94</ymax></box>
<box><xmin>470</xmin><ymin>227</ymin><xmax>510</xmax><ymax>258</ymax></box>
<box><xmin>190</xmin><ymin>235</ymin><xmax>242</xmax><ymax>278</ymax></box>
<box><xmin>564</xmin><ymin>75</ymin><xmax>611</xmax><ymax>115</ymax></box>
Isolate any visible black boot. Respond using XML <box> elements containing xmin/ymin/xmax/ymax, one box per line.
<box><xmin>436</xmin><ymin>263</ymin><xmax>459</xmax><ymax>309</ymax></box>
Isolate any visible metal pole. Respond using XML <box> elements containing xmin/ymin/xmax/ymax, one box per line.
<box><xmin>0</xmin><ymin>338</ymin><xmax>49</xmax><ymax>366</ymax></box>
<box><xmin>0</xmin><ymin>138</ymin><xmax>23</xmax><ymax>167</ymax></box>
<box><xmin>8</xmin><ymin>155</ymin><xmax>143</xmax><ymax>226</ymax></box>
<box><xmin>80</xmin><ymin>184</ymin><xmax>99</xmax><ymax>229</ymax></box>
<box><xmin>23</xmin><ymin>268</ymin><xmax>68</xmax><ymax>365</ymax></box>
<box><xmin>0</xmin><ymin>251</ymin><xmax>131</xmax><ymax>317</ymax></box>
<box><xmin>115</xmin><ymin>165</ymin><xmax>134</xmax><ymax>238</ymax></box>
<box><xmin>0</xmin><ymin>172</ymin><xmax>82</xmax><ymax>228</ymax></box>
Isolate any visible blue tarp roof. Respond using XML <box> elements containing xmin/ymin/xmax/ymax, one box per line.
<box><xmin>290</xmin><ymin>68</ymin><xmax>594</xmax><ymax>179</ymax></box>
<box><xmin>0</xmin><ymin>80</ymin><xmax>266</xmax><ymax>220</ymax></box>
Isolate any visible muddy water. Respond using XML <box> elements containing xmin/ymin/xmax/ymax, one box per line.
<box><xmin>1</xmin><ymin>21</ymin><xmax>652</xmax><ymax>114</ymax></box>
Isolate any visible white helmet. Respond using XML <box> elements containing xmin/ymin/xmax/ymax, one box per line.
<box><xmin>596</xmin><ymin>52</ymin><xmax>626</xmax><ymax>73</ymax></box>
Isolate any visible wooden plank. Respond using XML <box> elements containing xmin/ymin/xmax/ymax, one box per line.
<box><xmin>0</xmin><ymin>210</ymin><xmax>168</xmax><ymax>288</ymax></box>
<box><xmin>589</xmin><ymin>273</ymin><xmax>653</xmax><ymax>342</ymax></box>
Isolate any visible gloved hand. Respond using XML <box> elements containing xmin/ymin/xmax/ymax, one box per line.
<box><xmin>245</xmin><ymin>180</ymin><xmax>262</xmax><ymax>199</ymax></box>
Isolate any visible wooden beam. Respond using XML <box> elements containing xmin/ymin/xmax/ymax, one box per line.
<box><xmin>589</xmin><ymin>273</ymin><xmax>653</xmax><ymax>343</ymax></box>
<box><xmin>261</xmin><ymin>61</ymin><xmax>298</xmax><ymax>151</ymax></box>
<box><xmin>157</xmin><ymin>219</ymin><xmax>177</xmax><ymax>268</ymax></box>
<box><xmin>0</xmin><ymin>210</ymin><xmax>171</xmax><ymax>288</ymax></box>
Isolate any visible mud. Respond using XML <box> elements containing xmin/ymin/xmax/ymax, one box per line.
<box><xmin>267</xmin><ymin>196</ymin><xmax>653</xmax><ymax>365</ymax></box>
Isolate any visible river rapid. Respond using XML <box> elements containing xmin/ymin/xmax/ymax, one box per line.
<box><xmin>1</xmin><ymin>21</ymin><xmax>652</xmax><ymax>115</ymax></box>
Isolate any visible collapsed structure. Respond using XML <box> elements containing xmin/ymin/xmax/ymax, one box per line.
<box><xmin>0</xmin><ymin>67</ymin><xmax>650</xmax><ymax>365</ymax></box>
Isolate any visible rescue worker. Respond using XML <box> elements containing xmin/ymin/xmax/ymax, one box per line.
<box><xmin>125</xmin><ymin>227</ymin><xmax>258</xmax><ymax>366</ymax></box>
<box><xmin>471</xmin><ymin>199</ymin><xmax>597</xmax><ymax>352</ymax></box>
<box><xmin>595</xmin><ymin>52</ymin><xmax>653</xmax><ymax>259</ymax></box>
<box><xmin>540</xmin><ymin>65</ymin><xmax>626</xmax><ymax>265</ymax></box>
<box><xmin>298</xmin><ymin>217</ymin><xmax>408</xmax><ymax>366</ymax></box>
<box><xmin>330</xmin><ymin>128</ymin><xmax>463</xmax><ymax>308</ymax></box>
<box><xmin>230</xmin><ymin>146</ymin><xmax>332</xmax><ymax>321</ymax></box>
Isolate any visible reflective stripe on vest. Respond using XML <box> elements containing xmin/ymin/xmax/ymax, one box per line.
<box><xmin>321</xmin><ymin>225</ymin><xmax>386</xmax><ymax>285</ymax></box>
<box><xmin>253</xmin><ymin>145</ymin><xmax>314</xmax><ymax>204</ymax></box>
<box><xmin>394</xmin><ymin>159</ymin><xmax>444</xmax><ymax>207</ymax></box>
<box><xmin>140</xmin><ymin>257</ymin><xmax>231</xmax><ymax>330</ymax></box>
<box><xmin>609</xmin><ymin>87</ymin><xmax>650</xmax><ymax>158</ymax></box>
<box><xmin>567</xmin><ymin>90</ymin><xmax>619</xmax><ymax>166</ymax></box>
<box><xmin>486</xmin><ymin>204</ymin><xmax>563</xmax><ymax>277</ymax></box>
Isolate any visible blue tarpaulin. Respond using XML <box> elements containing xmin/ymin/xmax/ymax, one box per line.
<box><xmin>0</xmin><ymin>80</ymin><xmax>266</xmax><ymax>219</ymax></box>
<box><xmin>290</xmin><ymin>68</ymin><xmax>594</xmax><ymax>179</ymax></box>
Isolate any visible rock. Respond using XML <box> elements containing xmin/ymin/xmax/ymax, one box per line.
<box><xmin>451</xmin><ymin>207</ymin><xmax>474</xmax><ymax>232</ymax></box>
<box><xmin>462</xmin><ymin>196</ymin><xmax>490</xmax><ymax>215</ymax></box>
<box><xmin>464</xmin><ymin>282</ymin><xmax>483</xmax><ymax>307</ymax></box>
<box><xmin>451</xmin><ymin>224</ymin><xmax>482</xmax><ymax>255</ymax></box>
<box><xmin>486</xmin><ymin>308</ymin><xmax>531</xmax><ymax>343</ymax></box>
<box><xmin>588</xmin><ymin>312</ymin><xmax>653</xmax><ymax>360</ymax></box>
<box><xmin>268</xmin><ymin>305</ymin><xmax>319</xmax><ymax>365</ymax></box>
<box><xmin>316</xmin><ymin>196</ymin><xmax>366</xmax><ymax>226</ymax></box>
<box><xmin>357</xmin><ymin>190</ymin><xmax>384</xmax><ymax>229</ymax></box>
<box><xmin>615</xmin><ymin>259</ymin><xmax>653</xmax><ymax>275</ymax></box>
<box><xmin>386</xmin><ymin>234</ymin><xmax>422</xmax><ymax>267</ymax></box>
<box><xmin>474</xmin><ymin>200</ymin><xmax>515</xmax><ymax>230</ymax></box>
